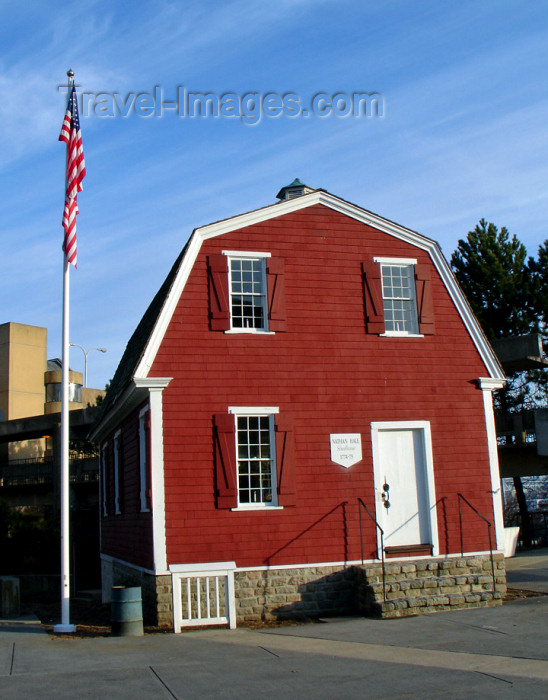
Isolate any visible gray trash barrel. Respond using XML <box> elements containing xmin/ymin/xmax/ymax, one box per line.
<box><xmin>111</xmin><ymin>586</ymin><xmax>144</xmax><ymax>636</ymax></box>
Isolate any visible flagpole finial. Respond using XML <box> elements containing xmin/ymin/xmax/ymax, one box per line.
<box><xmin>67</xmin><ymin>69</ymin><xmax>74</xmax><ymax>78</ymax></box>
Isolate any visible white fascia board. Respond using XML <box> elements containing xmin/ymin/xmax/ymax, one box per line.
<box><xmin>135</xmin><ymin>230</ymin><xmax>203</xmax><ymax>379</ymax></box>
<box><xmin>134</xmin><ymin>191</ymin><xmax>504</xmax><ymax>382</ymax></box>
<box><xmin>90</xmin><ymin>377</ymin><xmax>172</xmax><ymax>442</ymax></box>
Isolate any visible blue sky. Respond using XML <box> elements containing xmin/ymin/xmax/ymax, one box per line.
<box><xmin>1</xmin><ymin>0</ymin><xmax>547</xmax><ymax>390</ymax></box>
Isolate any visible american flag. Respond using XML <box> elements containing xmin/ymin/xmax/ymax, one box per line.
<box><xmin>59</xmin><ymin>84</ymin><xmax>86</xmax><ymax>267</ymax></box>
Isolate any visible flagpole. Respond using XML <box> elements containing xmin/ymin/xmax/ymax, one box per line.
<box><xmin>53</xmin><ymin>69</ymin><xmax>76</xmax><ymax>634</ymax></box>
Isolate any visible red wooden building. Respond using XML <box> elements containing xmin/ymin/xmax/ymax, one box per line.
<box><xmin>91</xmin><ymin>181</ymin><xmax>507</xmax><ymax>629</ymax></box>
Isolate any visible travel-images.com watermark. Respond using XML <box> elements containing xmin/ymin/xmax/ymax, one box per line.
<box><xmin>59</xmin><ymin>85</ymin><xmax>384</xmax><ymax>125</ymax></box>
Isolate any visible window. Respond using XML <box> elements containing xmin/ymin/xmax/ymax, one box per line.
<box><xmin>100</xmin><ymin>443</ymin><xmax>108</xmax><ymax>517</ymax></box>
<box><xmin>46</xmin><ymin>381</ymin><xmax>82</xmax><ymax>403</ymax></box>
<box><xmin>362</xmin><ymin>258</ymin><xmax>434</xmax><ymax>336</ymax></box>
<box><xmin>113</xmin><ymin>430</ymin><xmax>122</xmax><ymax>514</ymax></box>
<box><xmin>235</xmin><ymin>414</ymin><xmax>276</xmax><ymax>505</ymax></box>
<box><xmin>207</xmin><ymin>253</ymin><xmax>287</xmax><ymax>332</ymax></box>
<box><xmin>229</xmin><ymin>257</ymin><xmax>267</xmax><ymax>330</ymax></box>
<box><xmin>380</xmin><ymin>263</ymin><xmax>418</xmax><ymax>334</ymax></box>
<box><xmin>139</xmin><ymin>407</ymin><xmax>152</xmax><ymax>512</ymax></box>
<box><xmin>213</xmin><ymin>409</ymin><xmax>296</xmax><ymax>509</ymax></box>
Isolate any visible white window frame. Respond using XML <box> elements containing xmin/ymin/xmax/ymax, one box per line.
<box><xmin>222</xmin><ymin>251</ymin><xmax>273</xmax><ymax>334</ymax></box>
<box><xmin>228</xmin><ymin>406</ymin><xmax>280</xmax><ymax>510</ymax></box>
<box><xmin>374</xmin><ymin>257</ymin><xmax>422</xmax><ymax>337</ymax></box>
<box><xmin>113</xmin><ymin>429</ymin><xmax>121</xmax><ymax>515</ymax></box>
<box><xmin>139</xmin><ymin>405</ymin><xmax>150</xmax><ymax>513</ymax></box>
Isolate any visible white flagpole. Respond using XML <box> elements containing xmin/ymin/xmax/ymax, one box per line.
<box><xmin>54</xmin><ymin>69</ymin><xmax>76</xmax><ymax>634</ymax></box>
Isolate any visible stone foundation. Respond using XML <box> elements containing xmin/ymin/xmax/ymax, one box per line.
<box><xmin>102</xmin><ymin>553</ymin><xmax>507</xmax><ymax>629</ymax></box>
<box><xmin>234</xmin><ymin>565</ymin><xmax>359</xmax><ymax>622</ymax></box>
<box><xmin>235</xmin><ymin>554</ymin><xmax>506</xmax><ymax>622</ymax></box>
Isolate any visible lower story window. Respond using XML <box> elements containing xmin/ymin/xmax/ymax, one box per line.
<box><xmin>236</xmin><ymin>414</ymin><xmax>276</xmax><ymax>505</ymax></box>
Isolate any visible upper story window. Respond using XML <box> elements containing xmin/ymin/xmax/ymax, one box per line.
<box><xmin>229</xmin><ymin>257</ymin><xmax>268</xmax><ymax>331</ymax></box>
<box><xmin>207</xmin><ymin>252</ymin><xmax>287</xmax><ymax>333</ymax></box>
<box><xmin>362</xmin><ymin>257</ymin><xmax>435</xmax><ymax>336</ymax></box>
<box><xmin>380</xmin><ymin>262</ymin><xmax>419</xmax><ymax>335</ymax></box>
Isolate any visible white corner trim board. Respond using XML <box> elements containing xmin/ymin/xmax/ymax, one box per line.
<box><xmin>479</xmin><ymin>378</ymin><xmax>506</xmax><ymax>551</ymax></box>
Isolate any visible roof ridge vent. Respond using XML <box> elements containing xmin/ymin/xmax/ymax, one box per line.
<box><xmin>276</xmin><ymin>178</ymin><xmax>315</xmax><ymax>201</ymax></box>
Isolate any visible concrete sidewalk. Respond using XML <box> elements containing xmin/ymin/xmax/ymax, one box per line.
<box><xmin>2</xmin><ymin>595</ymin><xmax>548</xmax><ymax>698</ymax></box>
<box><xmin>506</xmin><ymin>549</ymin><xmax>548</xmax><ymax>594</ymax></box>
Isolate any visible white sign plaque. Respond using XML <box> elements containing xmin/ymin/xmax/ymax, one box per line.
<box><xmin>330</xmin><ymin>433</ymin><xmax>362</xmax><ymax>468</ymax></box>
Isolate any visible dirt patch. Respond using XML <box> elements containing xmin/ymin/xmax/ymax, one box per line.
<box><xmin>27</xmin><ymin>596</ymin><xmax>318</xmax><ymax>637</ymax></box>
<box><xmin>505</xmin><ymin>587</ymin><xmax>546</xmax><ymax>601</ymax></box>
<box><xmin>25</xmin><ymin>596</ymin><xmax>167</xmax><ymax>638</ymax></box>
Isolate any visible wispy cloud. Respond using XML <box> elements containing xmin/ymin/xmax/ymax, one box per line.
<box><xmin>2</xmin><ymin>0</ymin><xmax>548</xmax><ymax>387</ymax></box>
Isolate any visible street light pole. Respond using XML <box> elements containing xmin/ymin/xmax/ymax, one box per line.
<box><xmin>69</xmin><ymin>343</ymin><xmax>107</xmax><ymax>387</ymax></box>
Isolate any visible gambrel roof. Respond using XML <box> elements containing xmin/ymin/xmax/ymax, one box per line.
<box><xmin>92</xmin><ymin>189</ymin><xmax>504</xmax><ymax>439</ymax></box>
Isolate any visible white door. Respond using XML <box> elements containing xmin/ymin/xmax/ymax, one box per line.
<box><xmin>372</xmin><ymin>425</ymin><xmax>432</xmax><ymax>548</ymax></box>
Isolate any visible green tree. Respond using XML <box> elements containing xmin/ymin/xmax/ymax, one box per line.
<box><xmin>526</xmin><ymin>240</ymin><xmax>548</xmax><ymax>407</ymax></box>
<box><xmin>451</xmin><ymin>219</ymin><xmax>538</xmax><ymax>340</ymax></box>
<box><xmin>529</xmin><ymin>240</ymin><xmax>548</xmax><ymax>332</ymax></box>
<box><xmin>452</xmin><ymin>222</ymin><xmax>547</xmax><ymax>547</ymax></box>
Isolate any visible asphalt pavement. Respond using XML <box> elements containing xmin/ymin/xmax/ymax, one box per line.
<box><xmin>1</xmin><ymin>551</ymin><xmax>548</xmax><ymax>699</ymax></box>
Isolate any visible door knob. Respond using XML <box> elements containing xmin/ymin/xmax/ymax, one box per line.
<box><xmin>381</xmin><ymin>483</ymin><xmax>390</xmax><ymax>509</ymax></box>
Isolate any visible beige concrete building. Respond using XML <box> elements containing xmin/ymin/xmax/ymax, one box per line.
<box><xmin>0</xmin><ymin>323</ymin><xmax>47</xmax><ymax>424</ymax></box>
<box><xmin>0</xmin><ymin>322</ymin><xmax>105</xmax><ymax>461</ymax></box>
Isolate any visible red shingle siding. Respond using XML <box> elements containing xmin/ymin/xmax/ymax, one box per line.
<box><xmin>150</xmin><ymin>205</ymin><xmax>494</xmax><ymax>568</ymax></box>
<box><xmin>101</xmin><ymin>404</ymin><xmax>154</xmax><ymax>569</ymax></box>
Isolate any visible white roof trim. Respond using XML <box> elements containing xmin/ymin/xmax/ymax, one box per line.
<box><xmin>134</xmin><ymin>191</ymin><xmax>504</xmax><ymax>381</ymax></box>
<box><xmin>89</xmin><ymin>376</ymin><xmax>173</xmax><ymax>442</ymax></box>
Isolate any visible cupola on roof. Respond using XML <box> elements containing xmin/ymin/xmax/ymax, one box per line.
<box><xmin>276</xmin><ymin>178</ymin><xmax>315</xmax><ymax>201</ymax></box>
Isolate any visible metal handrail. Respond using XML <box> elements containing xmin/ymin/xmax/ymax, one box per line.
<box><xmin>457</xmin><ymin>493</ymin><xmax>496</xmax><ymax>594</ymax></box>
<box><xmin>358</xmin><ymin>497</ymin><xmax>386</xmax><ymax>602</ymax></box>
